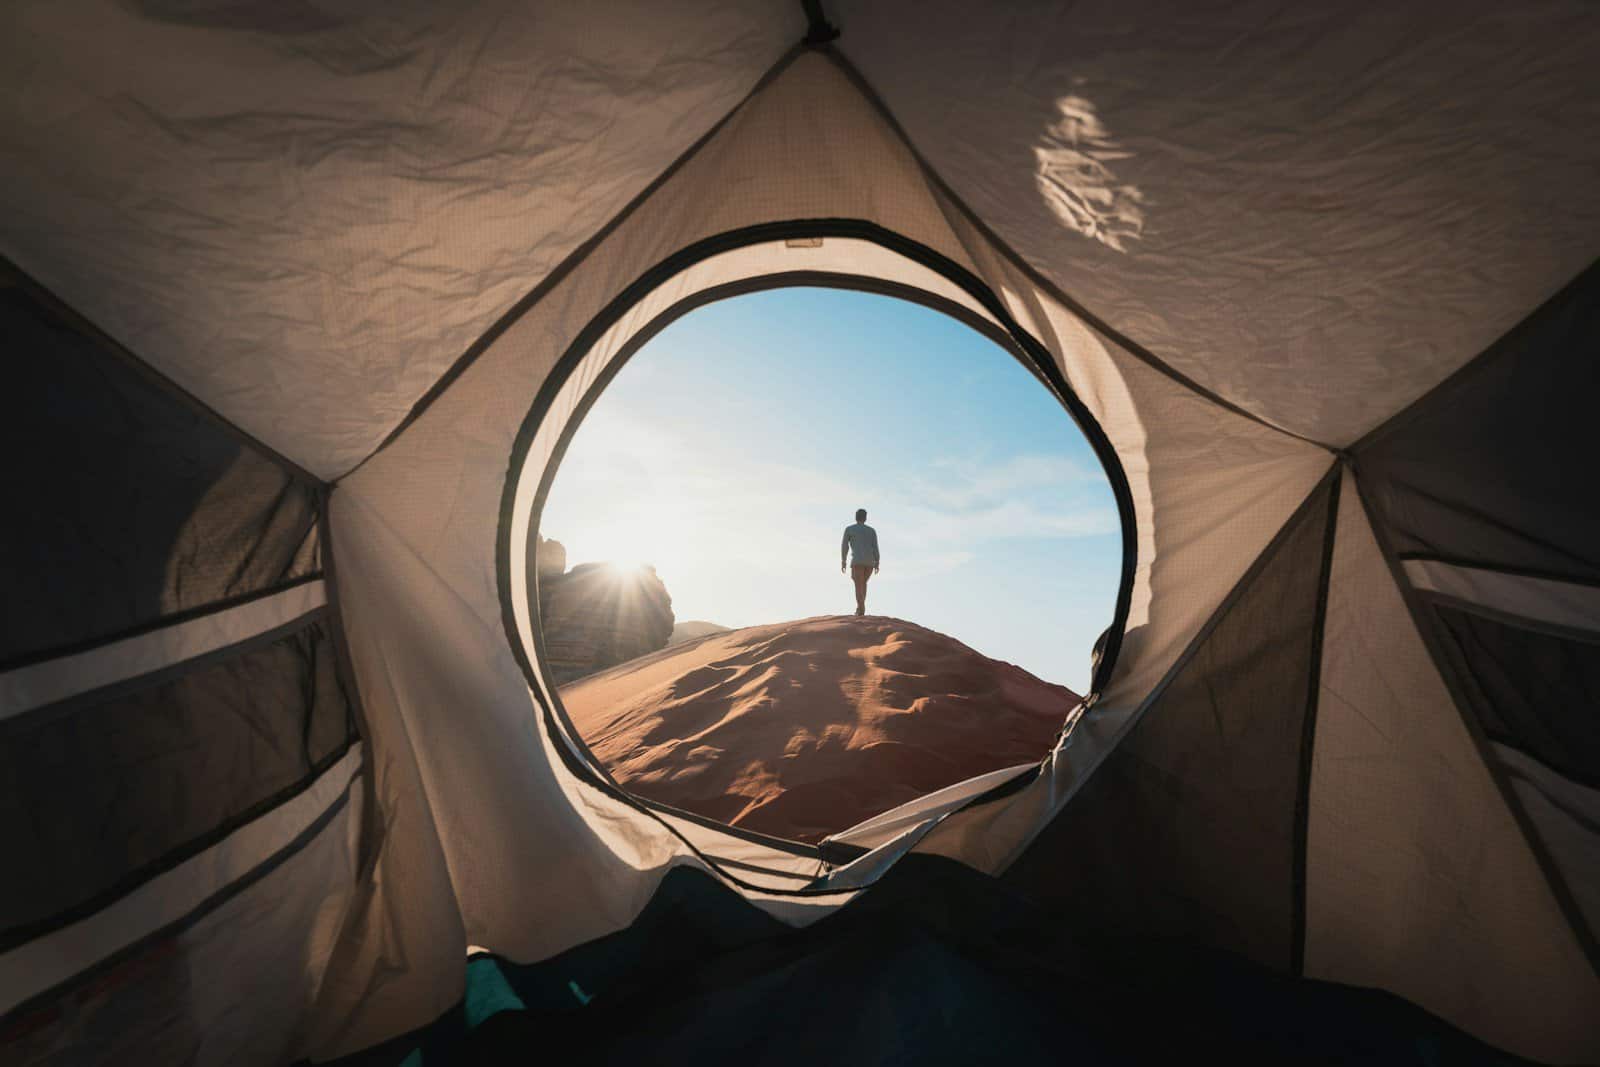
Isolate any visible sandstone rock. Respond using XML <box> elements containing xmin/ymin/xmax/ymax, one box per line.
<box><xmin>532</xmin><ymin>535</ymin><xmax>566</xmax><ymax>580</ymax></box>
<box><xmin>538</xmin><ymin>561</ymin><xmax>674</xmax><ymax>685</ymax></box>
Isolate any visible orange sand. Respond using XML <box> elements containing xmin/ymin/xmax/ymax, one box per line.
<box><xmin>559</xmin><ymin>615</ymin><xmax>1080</xmax><ymax>844</ymax></box>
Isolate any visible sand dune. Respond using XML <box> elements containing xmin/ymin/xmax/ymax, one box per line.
<box><xmin>559</xmin><ymin>615</ymin><xmax>1080</xmax><ymax>844</ymax></box>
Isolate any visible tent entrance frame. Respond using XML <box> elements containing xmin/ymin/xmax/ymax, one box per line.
<box><xmin>495</xmin><ymin>218</ymin><xmax>1139</xmax><ymax>890</ymax></box>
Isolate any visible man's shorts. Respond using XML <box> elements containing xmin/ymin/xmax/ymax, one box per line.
<box><xmin>851</xmin><ymin>564</ymin><xmax>874</xmax><ymax>581</ymax></box>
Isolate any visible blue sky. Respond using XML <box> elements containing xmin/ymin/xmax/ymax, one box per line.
<box><xmin>539</xmin><ymin>287</ymin><xmax>1120</xmax><ymax>693</ymax></box>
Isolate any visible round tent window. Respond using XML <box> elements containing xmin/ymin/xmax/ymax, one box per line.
<box><xmin>498</xmin><ymin>226</ymin><xmax>1136</xmax><ymax>891</ymax></box>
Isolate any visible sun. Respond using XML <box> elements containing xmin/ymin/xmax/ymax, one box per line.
<box><xmin>581</xmin><ymin>495</ymin><xmax>702</xmax><ymax>574</ymax></box>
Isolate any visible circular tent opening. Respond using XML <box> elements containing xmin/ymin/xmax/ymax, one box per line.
<box><xmin>498</xmin><ymin>226</ymin><xmax>1136</xmax><ymax>892</ymax></box>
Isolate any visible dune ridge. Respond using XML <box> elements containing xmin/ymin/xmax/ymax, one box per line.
<box><xmin>559</xmin><ymin>615</ymin><xmax>1080</xmax><ymax>844</ymax></box>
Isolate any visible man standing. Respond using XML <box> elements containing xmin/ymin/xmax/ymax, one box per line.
<box><xmin>840</xmin><ymin>508</ymin><xmax>880</xmax><ymax>617</ymax></box>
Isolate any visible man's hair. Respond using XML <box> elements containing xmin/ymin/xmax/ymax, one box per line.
<box><xmin>855</xmin><ymin>508</ymin><xmax>867</xmax><ymax>522</ymax></box>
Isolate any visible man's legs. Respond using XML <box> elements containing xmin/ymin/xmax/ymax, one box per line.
<box><xmin>851</xmin><ymin>565</ymin><xmax>870</xmax><ymax>616</ymax></box>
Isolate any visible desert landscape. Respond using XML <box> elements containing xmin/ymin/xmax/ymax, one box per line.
<box><xmin>560</xmin><ymin>615</ymin><xmax>1079</xmax><ymax>843</ymax></box>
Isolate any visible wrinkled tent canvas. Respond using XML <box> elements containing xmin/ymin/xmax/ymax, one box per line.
<box><xmin>2</xmin><ymin>1</ymin><xmax>1597</xmax><ymax>1063</ymax></box>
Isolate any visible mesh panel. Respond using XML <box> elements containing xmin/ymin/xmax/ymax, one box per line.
<box><xmin>1429</xmin><ymin>601</ymin><xmax>1600</xmax><ymax>787</ymax></box>
<box><xmin>1355</xmin><ymin>261</ymin><xmax>1599</xmax><ymax>583</ymax></box>
<box><xmin>0</xmin><ymin>286</ymin><xmax>320</xmax><ymax>669</ymax></box>
<box><xmin>0</xmin><ymin>618</ymin><xmax>355</xmax><ymax>947</ymax></box>
<box><xmin>1003</xmin><ymin>478</ymin><xmax>1334</xmax><ymax>970</ymax></box>
<box><xmin>4</xmin><ymin>777</ymin><xmax>361</xmax><ymax>1067</ymax></box>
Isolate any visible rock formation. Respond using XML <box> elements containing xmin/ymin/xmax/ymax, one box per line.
<box><xmin>525</xmin><ymin>533</ymin><xmax>675</xmax><ymax>684</ymax></box>
<box><xmin>533</xmin><ymin>535</ymin><xmax>566</xmax><ymax>580</ymax></box>
<box><xmin>537</xmin><ymin>561</ymin><xmax>674</xmax><ymax>685</ymax></box>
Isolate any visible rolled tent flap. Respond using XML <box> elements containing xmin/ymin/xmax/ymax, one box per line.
<box><xmin>2</xmin><ymin>3</ymin><xmax>1598</xmax><ymax>1065</ymax></box>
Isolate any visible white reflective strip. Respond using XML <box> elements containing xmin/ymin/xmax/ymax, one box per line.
<box><xmin>1404</xmin><ymin>561</ymin><xmax>1600</xmax><ymax>633</ymax></box>
<box><xmin>0</xmin><ymin>581</ymin><xmax>327</xmax><ymax>719</ymax></box>
<box><xmin>0</xmin><ymin>742</ymin><xmax>362</xmax><ymax>1015</ymax></box>
<box><xmin>823</xmin><ymin>762</ymin><xmax>1037</xmax><ymax>851</ymax></box>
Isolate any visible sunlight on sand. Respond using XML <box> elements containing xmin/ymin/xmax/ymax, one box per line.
<box><xmin>560</xmin><ymin>615</ymin><xmax>1079</xmax><ymax>843</ymax></box>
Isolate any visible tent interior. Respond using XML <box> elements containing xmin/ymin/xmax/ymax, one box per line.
<box><xmin>2</xmin><ymin>2</ymin><xmax>1596</xmax><ymax>1063</ymax></box>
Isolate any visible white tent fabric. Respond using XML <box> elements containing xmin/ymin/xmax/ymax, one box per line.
<box><xmin>0</xmin><ymin>1</ymin><xmax>799</xmax><ymax>479</ymax></box>
<box><xmin>3</xmin><ymin>2</ymin><xmax>1598</xmax><ymax>1064</ymax></box>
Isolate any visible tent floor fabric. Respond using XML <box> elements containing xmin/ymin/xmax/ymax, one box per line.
<box><xmin>322</xmin><ymin>857</ymin><xmax>1533</xmax><ymax>1067</ymax></box>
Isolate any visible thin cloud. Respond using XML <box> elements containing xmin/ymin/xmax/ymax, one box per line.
<box><xmin>915</xmin><ymin>452</ymin><xmax>1100</xmax><ymax>513</ymax></box>
<box><xmin>547</xmin><ymin>406</ymin><xmax>1116</xmax><ymax>590</ymax></box>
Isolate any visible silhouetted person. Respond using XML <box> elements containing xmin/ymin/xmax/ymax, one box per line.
<box><xmin>840</xmin><ymin>508</ymin><xmax>880</xmax><ymax>617</ymax></box>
